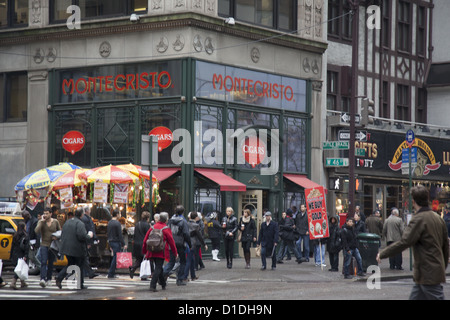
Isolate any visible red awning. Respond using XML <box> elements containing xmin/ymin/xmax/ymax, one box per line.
<box><xmin>195</xmin><ymin>168</ymin><xmax>246</xmax><ymax>192</ymax></box>
<box><xmin>283</xmin><ymin>174</ymin><xmax>322</xmax><ymax>189</ymax></box>
<box><xmin>153</xmin><ymin>168</ymin><xmax>180</xmax><ymax>182</ymax></box>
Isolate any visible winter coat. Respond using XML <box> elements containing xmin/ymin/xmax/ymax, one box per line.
<box><xmin>279</xmin><ymin>216</ymin><xmax>296</xmax><ymax>241</ymax></box>
<box><xmin>295</xmin><ymin>211</ymin><xmax>309</xmax><ymax>235</ymax></box>
<box><xmin>341</xmin><ymin>224</ymin><xmax>358</xmax><ymax>251</ymax></box>
<box><xmin>10</xmin><ymin>231</ymin><xmax>28</xmax><ymax>265</ymax></box>
<box><xmin>365</xmin><ymin>216</ymin><xmax>384</xmax><ymax>236</ymax></box>
<box><xmin>382</xmin><ymin>214</ymin><xmax>404</xmax><ymax>243</ymax></box>
<box><xmin>168</xmin><ymin>215</ymin><xmax>192</xmax><ymax>248</ymax></box>
<box><xmin>188</xmin><ymin>220</ymin><xmax>206</xmax><ymax>248</ymax></box>
<box><xmin>239</xmin><ymin>216</ymin><xmax>257</xmax><ymax>243</ymax></box>
<box><xmin>223</xmin><ymin>215</ymin><xmax>238</xmax><ymax>240</ymax></box>
<box><xmin>327</xmin><ymin>221</ymin><xmax>342</xmax><ymax>253</ymax></box>
<box><xmin>258</xmin><ymin>220</ymin><xmax>279</xmax><ymax>249</ymax></box>
<box><xmin>133</xmin><ymin>220</ymin><xmax>150</xmax><ymax>257</ymax></box>
<box><xmin>379</xmin><ymin>207</ymin><xmax>449</xmax><ymax>285</ymax></box>
<box><xmin>59</xmin><ymin>217</ymin><xmax>91</xmax><ymax>258</ymax></box>
<box><xmin>206</xmin><ymin>219</ymin><xmax>222</xmax><ymax>239</ymax></box>
<box><xmin>142</xmin><ymin>221</ymin><xmax>178</xmax><ymax>261</ymax></box>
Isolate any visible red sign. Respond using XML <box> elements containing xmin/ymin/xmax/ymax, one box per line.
<box><xmin>62</xmin><ymin>131</ymin><xmax>85</xmax><ymax>155</ymax></box>
<box><xmin>305</xmin><ymin>186</ymin><xmax>329</xmax><ymax>240</ymax></box>
<box><xmin>149</xmin><ymin>126</ymin><xmax>173</xmax><ymax>152</ymax></box>
<box><xmin>62</xmin><ymin>71</ymin><xmax>172</xmax><ymax>95</ymax></box>
<box><xmin>242</xmin><ymin>136</ymin><xmax>266</xmax><ymax>167</ymax></box>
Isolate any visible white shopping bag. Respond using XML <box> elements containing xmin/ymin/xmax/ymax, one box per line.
<box><xmin>14</xmin><ymin>258</ymin><xmax>29</xmax><ymax>281</ymax></box>
<box><xmin>139</xmin><ymin>259</ymin><xmax>151</xmax><ymax>279</ymax></box>
<box><xmin>0</xmin><ymin>259</ymin><xmax>3</xmax><ymax>277</ymax></box>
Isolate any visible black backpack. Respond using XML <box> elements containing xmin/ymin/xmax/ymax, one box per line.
<box><xmin>146</xmin><ymin>226</ymin><xmax>169</xmax><ymax>252</ymax></box>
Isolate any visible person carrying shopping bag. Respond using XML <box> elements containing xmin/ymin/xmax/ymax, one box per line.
<box><xmin>10</xmin><ymin>221</ymin><xmax>29</xmax><ymax>289</ymax></box>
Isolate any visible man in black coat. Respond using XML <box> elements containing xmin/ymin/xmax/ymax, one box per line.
<box><xmin>276</xmin><ymin>209</ymin><xmax>302</xmax><ymax>263</ymax></box>
<box><xmin>258</xmin><ymin>211</ymin><xmax>279</xmax><ymax>270</ymax></box>
<box><xmin>56</xmin><ymin>208</ymin><xmax>93</xmax><ymax>289</ymax></box>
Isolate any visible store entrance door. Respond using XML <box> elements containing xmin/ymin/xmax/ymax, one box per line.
<box><xmin>238</xmin><ymin>190</ymin><xmax>263</xmax><ymax>258</ymax></box>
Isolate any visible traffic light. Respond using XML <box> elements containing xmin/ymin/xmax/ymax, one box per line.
<box><xmin>361</xmin><ymin>98</ymin><xmax>375</xmax><ymax>127</ymax></box>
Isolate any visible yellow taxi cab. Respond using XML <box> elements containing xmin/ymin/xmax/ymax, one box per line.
<box><xmin>0</xmin><ymin>214</ymin><xmax>23</xmax><ymax>260</ymax></box>
<box><xmin>0</xmin><ymin>214</ymin><xmax>67</xmax><ymax>267</ymax></box>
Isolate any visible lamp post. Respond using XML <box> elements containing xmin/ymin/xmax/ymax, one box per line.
<box><xmin>348</xmin><ymin>0</ymin><xmax>360</xmax><ymax>218</ymax></box>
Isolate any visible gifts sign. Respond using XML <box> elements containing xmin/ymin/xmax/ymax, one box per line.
<box><xmin>305</xmin><ymin>186</ymin><xmax>329</xmax><ymax>240</ymax></box>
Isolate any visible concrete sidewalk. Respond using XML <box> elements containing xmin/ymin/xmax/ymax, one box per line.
<box><xmin>158</xmin><ymin>247</ymin><xmax>417</xmax><ymax>284</ymax></box>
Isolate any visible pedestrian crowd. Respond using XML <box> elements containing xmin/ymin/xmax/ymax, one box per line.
<box><xmin>0</xmin><ymin>185</ymin><xmax>448</xmax><ymax>300</ymax></box>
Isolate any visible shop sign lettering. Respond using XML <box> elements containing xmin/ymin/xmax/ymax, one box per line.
<box><xmin>212</xmin><ymin>74</ymin><xmax>295</xmax><ymax>102</ymax></box>
<box><xmin>242</xmin><ymin>136</ymin><xmax>266</xmax><ymax>167</ymax></box>
<box><xmin>62</xmin><ymin>131</ymin><xmax>85</xmax><ymax>155</ymax></box>
<box><xmin>62</xmin><ymin>71</ymin><xmax>172</xmax><ymax>95</ymax></box>
<box><xmin>149</xmin><ymin>126</ymin><xmax>174</xmax><ymax>152</ymax></box>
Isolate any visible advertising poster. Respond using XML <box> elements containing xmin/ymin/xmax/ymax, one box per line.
<box><xmin>93</xmin><ymin>181</ymin><xmax>108</xmax><ymax>203</ymax></box>
<box><xmin>305</xmin><ymin>186</ymin><xmax>329</xmax><ymax>240</ymax></box>
<box><xmin>113</xmin><ymin>183</ymin><xmax>129</xmax><ymax>204</ymax></box>
<box><xmin>59</xmin><ymin>187</ymin><xmax>73</xmax><ymax>209</ymax></box>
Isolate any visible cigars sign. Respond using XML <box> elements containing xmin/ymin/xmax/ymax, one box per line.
<box><xmin>62</xmin><ymin>131</ymin><xmax>85</xmax><ymax>155</ymax></box>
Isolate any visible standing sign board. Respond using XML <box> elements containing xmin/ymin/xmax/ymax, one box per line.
<box><xmin>305</xmin><ymin>186</ymin><xmax>329</xmax><ymax>240</ymax></box>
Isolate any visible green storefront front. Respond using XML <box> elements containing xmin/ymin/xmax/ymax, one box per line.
<box><xmin>47</xmin><ymin>58</ymin><xmax>316</xmax><ymax>231</ymax></box>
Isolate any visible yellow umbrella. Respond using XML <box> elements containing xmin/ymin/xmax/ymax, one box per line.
<box><xmin>83</xmin><ymin>165</ymin><xmax>139</xmax><ymax>184</ymax></box>
<box><xmin>50</xmin><ymin>168</ymin><xmax>88</xmax><ymax>190</ymax></box>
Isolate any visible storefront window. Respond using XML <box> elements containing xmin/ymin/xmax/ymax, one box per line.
<box><xmin>55</xmin><ymin>109</ymin><xmax>92</xmax><ymax>167</ymax></box>
<box><xmin>283</xmin><ymin>116</ymin><xmax>307</xmax><ymax>173</ymax></box>
<box><xmin>141</xmin><ymin>104</ymin><xmax>181</xmax><ymax>165</ymax></box>
<box><xmin>195</xmin><ymin>61</ymin><xmax>307</xmax><ymax>112</ymax></box>
<box><xmin>55</xmin><ymin>60</ymin><xmax>181</xmax><ymax>103</ymax></box>
<box><xmin>194</xmin><ymin>105</ymin><xmax>223</xmax><ymax>166</ymax></box>
<box><xmin>97</xmin><ymin>106</ymin><xmax>136</xmax><ymax>165</ymax></box>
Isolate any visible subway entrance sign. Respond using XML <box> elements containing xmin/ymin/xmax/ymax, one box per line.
<box><xmin>323</xmin><ymin>141</ymin><xmax>350</xmax><ymax>150</ymax></box>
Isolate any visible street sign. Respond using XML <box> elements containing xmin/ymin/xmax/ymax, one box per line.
<box><xmin>355</xmin><ymin>148</ymin><xmax>366</xmax><ymax>156</ymax></box>
<box><xmin>402</xmin><ymin>147</ymin><xmax>417</xmax><ymax>175</ymax></box>
<box><xmin>340</xmin><ymin>113</ymin><xmax>361</xmax><ymax>124</ymax></box>
<box><xmin>325</xmin><ymin>158</ymin><xmax>349</xmax><ymax>167</ymax></box>
<box><xmin>338</xmin><ymin>130</ymin><xmax>367</xmax><ymax>141</ymax></box>
<box><xmin>323</xmin><ymin>141</ymin><xmax>350</xmax><ymax>150</ymax></box>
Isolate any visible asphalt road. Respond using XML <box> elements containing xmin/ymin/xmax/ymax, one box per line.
<box><xmin>2</xmin><ymin>253</ymin><xmax>449</xmax><ymax>302</ymax></box>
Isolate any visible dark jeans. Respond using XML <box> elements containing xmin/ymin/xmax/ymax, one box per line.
<box><xmin>107</xmin><ymin>241</ymin><xmax>122</xmax><ymax>278</ymax></box>
<box><xmin>57</xmin><ymin>255</ymin><xmax>86</xmax><ymax>289</ymax></box>
<box><xmin>387</xmin><ymin>241</ymin><xmax>403</xmax><ymax>269</ymax></box>
<box><xmin>261</xmin><ymin>245</ymin><xmax>277</xmax><ymax>269</ymax></box>
<box><xmin>39</xmin><ymin>246</ymin><xmax>56</xmax><ymax>281</ymax></box>
<box><xmin>150</xmin><ymin>258</ymin><xmax>165</xmax><ymax>290</ymax></box>
<box><xmin>410</xmin><ymin>284</ymin><xmax>445</xmax><ymax>300</ymax></box>
<box><xmin>296</xmin><ymin>234</ymin><xmax>310</xmax><ymax>260</ymax></box>
<box><xmin>224</xmin><ymin>237</ymin><xmax>235</xmax><ymax>263</ymax></box>
<box><xmin>276</xmin><ymin>239</ymin><xmax>300</xmax><ymax>261</ymax></box>
<box><xmin>184</xmin><ymin>245</ymin><xmax>200</xmax><ymax>279</ymax></box>
<box><xmin>163</xmin><ymin>245</ymin><xmax>186</xmax><ymax>283</ymax></box>
<box><xmin>329</xmin><ymin>251</ymin><xmax>340</xmax><ymax>270</ymax></box>
<box><xmin>343</xmin><ymin>248</ymin><xmax>363</xmax><ymax>276</ymax></box>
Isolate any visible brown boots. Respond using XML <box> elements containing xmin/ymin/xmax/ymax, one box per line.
<box><xmin>244</xmin><ymin>252</ymin><xmax>251</xmax><ymax>269</ymax></box>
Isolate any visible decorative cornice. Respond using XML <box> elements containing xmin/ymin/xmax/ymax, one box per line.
<box><xmin>0</xmin><ymin>13</ymin><xmax>327</xmax><ymax>54</ymax></box>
